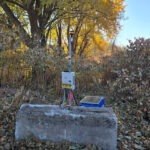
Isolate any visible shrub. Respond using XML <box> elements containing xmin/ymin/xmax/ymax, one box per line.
<box><xmin>107</xmin><ymin>38</ymin><xmax>150</xmax><ymax>121</ymax></box>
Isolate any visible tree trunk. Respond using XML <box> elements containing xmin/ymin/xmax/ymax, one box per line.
<box><xmin>0</xmin><ymin>2</ymin><xmax>33</xmax><ymax>48</ymax></box>
<box><xmin>56</xmin><ymin>20</ymin><xmax>62</xmax><ymax>56</ymax></box>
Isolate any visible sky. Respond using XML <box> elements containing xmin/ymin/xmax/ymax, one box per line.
<box><xmin>116</xmin><ymin>0</ymin><xmax>150</xmax><ymax>46</ymax></box>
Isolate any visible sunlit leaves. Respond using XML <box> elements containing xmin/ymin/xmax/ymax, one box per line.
<box><xmin>0</xmin><ymin>0</ymin><xmax>125</xmax><ymax>55</ymax></box>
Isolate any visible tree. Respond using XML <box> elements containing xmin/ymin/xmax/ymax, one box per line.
<box><xmin>0</xmin><ymin>0</ymin><xmax>69</xmax><ymax>47</ymax></box>
<box><xmin>0</xmin><ymin>7</ymin><xmax>21</xmax><ymax>50</ymax></box>
<box><xmin>60</xmin><ymin>0</ymin><xmax>125</xmax><ymax>56</ymax></box>
<box><xmin>0</xmin><ymin>0</ymin><xmax>125</xmax><ymax>53</ymax></box>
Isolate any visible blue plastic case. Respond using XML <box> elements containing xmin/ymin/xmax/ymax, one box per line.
<box><xmin>80</xmin><ymin>96</ymin><xmax>105</xmax><ymax>107</ymax></box>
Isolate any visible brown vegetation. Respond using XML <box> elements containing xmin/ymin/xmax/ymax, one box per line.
<box><xmin>0</xmin><ymin>38</ymin><xmax>150</xmax><ymax>149</ymax></box>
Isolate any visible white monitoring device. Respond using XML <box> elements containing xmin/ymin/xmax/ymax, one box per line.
<box><xmin>62</xmin><ymin>72</ymin><xmax>75</xmax><ymax>90</ymax></box>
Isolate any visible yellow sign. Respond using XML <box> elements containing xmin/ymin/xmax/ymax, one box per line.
<box><xmin>62</xmin><ymin>83</ymin><xmax>72</xmax><ymax>89</ymax></box>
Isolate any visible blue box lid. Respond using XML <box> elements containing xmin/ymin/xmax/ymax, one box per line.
<box><xmin>80</xmin><ymin>96</ymin><xmax>105</xmax><ymax>107</ymax></box>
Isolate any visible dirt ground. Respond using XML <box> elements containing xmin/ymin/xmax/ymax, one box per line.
<box><xmin>0</xmin><ymin>87</ymin><xmax>149</xmax><ymax>150</ymax></box>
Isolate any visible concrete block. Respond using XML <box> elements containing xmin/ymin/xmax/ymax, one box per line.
<box><xmin>15</xmin><ymin>104</ymin><xmax>117</xmax><ymax>150</ymax></box>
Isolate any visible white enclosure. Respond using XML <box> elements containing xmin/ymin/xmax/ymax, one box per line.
<box><xmin>62</xmin><ymin>72</ymin><xmax>75</xmax><ymax>90</ymax></box>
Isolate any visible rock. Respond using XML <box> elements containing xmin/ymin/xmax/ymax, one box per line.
<box><xmin>15</xmin><ymin>104</ymin><xmax>117</xmax><ymax>150</ymax></box>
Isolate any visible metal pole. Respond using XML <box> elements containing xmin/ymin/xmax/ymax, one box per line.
<box><xmin>68</xmin><ymin>31</ymin><xmax>74</xmax><ymax>72</ymax></box>
<box><xmin>68</xmin><ymin>33</ymin><xmax>73</xmax><ymax>72</ymax></box>
<box><xmin>61</xmin><ymin>31</ymin><xmax>74</xmax><ymax>106</ymax></box>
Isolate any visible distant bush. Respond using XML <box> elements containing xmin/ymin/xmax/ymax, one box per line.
<box><xmin>105</xmin><ymin>38</ymin><xmax>150</xmax><ymax>121</ymax></box>
<box><xmin>108</xmin><ymin>38</ymin><xmax>150</xmax><ymax>100</ymax></box>
<box><xmin>0</xmin><ymin>47</ymin><xmax>102</xmax><ymax>97</ymax></box>
<box><xmin>1</xmin><ymin>37</ymin><xmax>149</xmax><ymax>108</ymax></box>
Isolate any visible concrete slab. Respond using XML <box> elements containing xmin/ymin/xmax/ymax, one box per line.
<box><xmin>15</xmin><ymin>104</ymin><xmax>117</xmax><ymax>150</ymax></box>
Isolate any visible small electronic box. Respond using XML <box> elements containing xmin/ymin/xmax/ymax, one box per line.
<box><xmin>80</xmin><ymin>96</ymin><xmax>105</xmax><ymax>107</ymax></box>
<box><xmin>62</xmin><ymin>72</ymin><xmax>75</xmax><ymax>90</ymax></box>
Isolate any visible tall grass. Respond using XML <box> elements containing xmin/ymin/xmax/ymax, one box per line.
<box><xmin>0</xmin><ymin>48</ymin><xmax>104</xmax><ymax>98</ymax></box>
